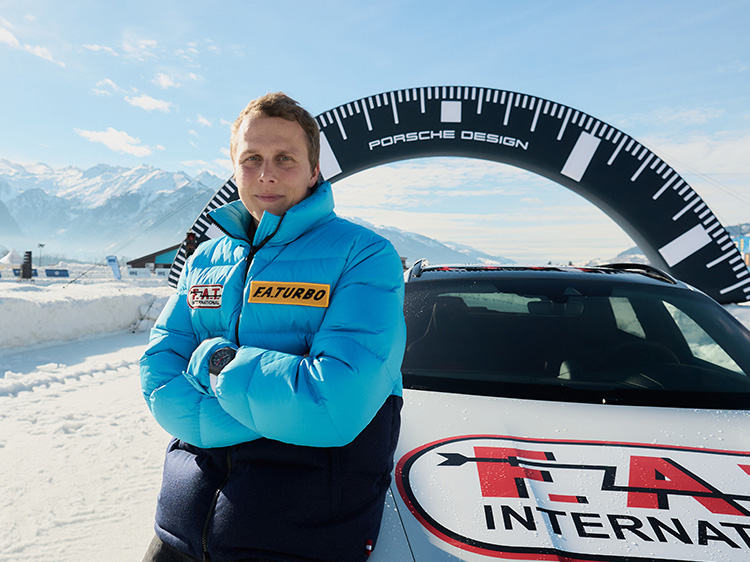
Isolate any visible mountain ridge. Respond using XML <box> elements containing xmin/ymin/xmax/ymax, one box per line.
<box><xmin>0</xmin><ymin>160</ymin><xmax>513</xmax><ymax>266</ymax></box>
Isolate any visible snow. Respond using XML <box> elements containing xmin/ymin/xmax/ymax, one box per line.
<box><xmin>2</xmin><ymin>270</ymin><xmax>750</xmax><ymax>561</ymax></box>
<box><xmin>0</xmin><ymin>272</ymin><xmax>173</xmax><ymax>561</ymax></box>
<box><xmin>0</xmin><ymin>281</ymin><xmax>169</xmax><ymax>355</ymax></box>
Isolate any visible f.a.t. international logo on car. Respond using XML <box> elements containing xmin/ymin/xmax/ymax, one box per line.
<box><xmin>396</xmin><ymin>435</ymin><xmax>750</xmax><ymax>561</ymax></box>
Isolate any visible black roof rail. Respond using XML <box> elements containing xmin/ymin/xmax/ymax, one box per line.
<box><xmin>599</xmin><ymin>262</ymin><xmax>678</xmax><ymax>284</ymax></box>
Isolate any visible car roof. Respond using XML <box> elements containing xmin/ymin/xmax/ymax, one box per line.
<box><xmin>404</xmin><ymin>260</ymin><xmax>690</xmax><ymax>290</ymax></box>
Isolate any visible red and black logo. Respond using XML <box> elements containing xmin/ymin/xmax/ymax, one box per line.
<box><xmin>396</xmin><ymin>435</ymin><xmax>750</xmax><ymax>561</ymax></box>
<box><xmin>187</xmin><ymin>284</ymin><xmax>223</xmax><ymax>309</ymax></box>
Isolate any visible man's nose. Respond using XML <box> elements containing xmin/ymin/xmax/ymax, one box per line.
<box><xmin>258</xmin><ymin>162</ymin><xmax>276</xmax><ymax>182</ymax></box>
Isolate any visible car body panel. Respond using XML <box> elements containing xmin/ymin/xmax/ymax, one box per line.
<box><xmin>373</xmin><ymin>390</ymin><xmax>750</xmax><ymax>562</ymax></box>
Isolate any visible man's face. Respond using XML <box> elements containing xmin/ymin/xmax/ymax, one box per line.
<box><xmin>233</xmin><ymin>113</ymin><xmax>320</xmax><ymax>224</ymax></box>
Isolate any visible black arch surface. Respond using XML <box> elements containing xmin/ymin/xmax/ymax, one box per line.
<box><xmin>170</xmin><ymin>86</ymin><xmax>749</xmax><ymax>304</ymax></box>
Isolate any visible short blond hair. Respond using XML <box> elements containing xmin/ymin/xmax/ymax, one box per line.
<box><xmin>230</xmin><ymin>92</ymin><xmax>320</xmax><ymax>171</ymax></box>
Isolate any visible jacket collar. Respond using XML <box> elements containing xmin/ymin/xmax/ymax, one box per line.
<box><xmin>208</xmin><ymin>181</ymin><xmax>335</xmax><ymax>247</ymax></box>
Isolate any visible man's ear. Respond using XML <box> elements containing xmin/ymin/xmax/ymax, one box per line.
<box><xmin>308</xmin><ymin>164</ymin><xmax>321</xmax><ymax>188</ymax></box>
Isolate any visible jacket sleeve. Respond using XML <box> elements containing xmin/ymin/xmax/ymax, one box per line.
<box><xmin>215</xmin><ymin>236</ymin><xmax>406</xmax><ymax>447</ymax></box>
<box><xmin>139</xmin><ymin>276</ymin><xmax>261</xmax><ymax>448</ymax></box>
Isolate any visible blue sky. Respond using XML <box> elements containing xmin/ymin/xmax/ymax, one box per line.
<box><xmin>1</xmin><ymin>0</ymin><xmax>749</xmax><ymax>263</ymax></box>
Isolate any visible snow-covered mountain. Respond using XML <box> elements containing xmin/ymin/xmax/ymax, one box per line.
<box><xmin>346</xmin><ymin>217</ymin><xmax>513</xmax><ymax>266</ymax></box>
<box><xmin>0</xmin><ymin>160</ymin><xmax>224</xmax><ymax>261</ymax></box>
<box><xmin>0</xmin><ymin>160</ymin><xmax>512</xmax><ymax>265</ymax></box>
<box><xmin>584</xmin><ymin>245</ymin><xmax>650</xmax><ymax>267</ymax></box>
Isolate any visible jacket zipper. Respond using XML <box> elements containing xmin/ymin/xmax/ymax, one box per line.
<box><xmin>233</xmin><ymin>218</ymin><xmax>284</xmax><ymax>343</ymax></box>
<box><xmin>201</xmin><ymin>215</ymin><xmax>284</xmax><ymax>560</ymax></box>
<box><xmin>235</xmin><ymin>250</ymin><xmax>255</xmax><ymax>343</ymax></box>
<box><xmin>201</xmin><ymin>448</ymin><xmax>233</xmax><ymax>562</ymax></box>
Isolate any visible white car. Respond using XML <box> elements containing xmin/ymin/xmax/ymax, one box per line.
<box><xmin>372</xmin><ymin>262</ymin><xmax>750</xmax><ymax>562</ymax></box>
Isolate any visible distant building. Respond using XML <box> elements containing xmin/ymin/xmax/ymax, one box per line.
<box><xmin>127</xmin><ymin>243</ymin><xmax>180</xmax><ymax>270</ymax></box>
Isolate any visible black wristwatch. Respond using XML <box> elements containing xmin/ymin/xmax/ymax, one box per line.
<box><xmin>208</xmin><ymin>347</ymin><xmax>237</xmax><ymax>375</ymax></box>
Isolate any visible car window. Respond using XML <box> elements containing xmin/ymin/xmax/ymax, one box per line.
<box><xmin>444</xmin><ymin>291</ymin><xmax>533</xmax><ymax>314</ymax></box>
<box><xmin>663</xmin><ymin>302</ymin><xmax>742</xmax><ymax>373</ymax></box>
<box><xmin>610</xmin><ymin>297</ymin><xmax>646</xmax><ymax>338</ymax></box>
<box><xmin>402</xmin><ymin>277</ymin><xmax>750</xmax><ymax>409</ymax></box>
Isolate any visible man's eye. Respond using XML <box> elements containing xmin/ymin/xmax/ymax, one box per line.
<box><xmin>278</xmin><ymin>155</ymin><xmax>292</xmax><ymax>162</ymax></box>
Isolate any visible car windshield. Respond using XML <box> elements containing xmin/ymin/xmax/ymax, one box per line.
<box><xmin>402</xmin><ymin>277</ymin><xmax>750</xmax><ymax>409</ymax></box>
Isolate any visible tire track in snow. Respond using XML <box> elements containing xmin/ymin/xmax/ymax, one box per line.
<box><xmin>0</xmin><ymin>330</ymin><xmax>171</xmax><ymax>562</ymax></box>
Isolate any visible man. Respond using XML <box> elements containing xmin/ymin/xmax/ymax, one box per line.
<box><xmin>140</xmin><ymin>92</ymin><xmax>406</xmax><ymax>562</ymax></box>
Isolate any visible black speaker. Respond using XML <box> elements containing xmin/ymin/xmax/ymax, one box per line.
<box><xmin>21</xmin><ymin>251</ymin><xmax>32</xmax><ymax>279</ymax></box>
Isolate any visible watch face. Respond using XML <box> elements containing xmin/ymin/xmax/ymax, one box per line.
<box><xmin>210</xmin><ymin>347</ymin><xmax>236</xmax><ymax>373</ymax></box>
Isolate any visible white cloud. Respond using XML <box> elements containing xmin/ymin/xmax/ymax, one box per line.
<box><xmin>188</xmin><ymin>129</ymin><xmax>199</xmax><ymax>138</ymax></box>
<box><xmin>641</xmin><ymin>132</ymin><xmax>750</xmax><ymax>225</ymax></box>
<box><xmin>0</xmin><ymin>27</ymin><xmax>21</xmax><ymax>48</ymax></box>
<box><xmin>334</xmin><ymin>158</ymin><xmax>538</xmax><ymax>209</ymax></box>
<box><xmin>180</xmin><ymin>158</ymin><xmax>234</xmax><ymax>176</ymax></box>
<box><xmin>0</xmin><ymin>25</ymin><xmax>64</xmax><ymax>67</ymax></box>
<box><xmin>75</xmin><ymin>127</ymin><xmax>153</xmax><ymax>157</ymax></box>
<box><xmin>83</xmin><ymin>44</ymin><xmax>119</xmax><ymax>57</ymax></box>
<box><xmin>153</xmin><ymin>72</ymin><xmax>178</xmax><ymax>89</ymax></box>
<box><xmin>175</xmin><ymin>43</ymin><xmax>199</xmax><ymax>62</ymax></box>
<box><xmin>86</xmin><ymin>34</ymin><xmax>163</xmax><ymax>61</ymax></box>
<box><xmin>181</xmin><ymin>159</ymin><xmax>212</xmax><ymax>168</ymax></box>
<box><xmin>196</xmin><ymin>114</ymin><xmax>212</xmax><ymax>127</ymax></box>
<box><xmin>91</xmin><ymin>78</ymin><xmax>121</xmax><ymax>96</ymax></box>
<box><xmin>152</xmin><ymin>71</ymin><xmax>201</xmax><ymax>90</ymax></box>
<box><xmin>205</xmin><ymin>39</ymin><xmax>220</xmax><ymax>54</ymax></box>
<box><xmin>180</xmin><ymin>159</ymin><xmax>233</xmax><ymax>176</ymax></box>
<box><xmin>125</xmin><ymin>94</ymin><xmax>173</xmax><ymax>112</ymax></box>
<box><xmin>617</xmin><ymin>107</ymin><xmax>726</xmax><ymax>131</ymax></box>
<box><xmin>24</xmin><ymin>43</ymin><xmax>56</xmax><ymax>63</ymax></box>
<box><xmin>97</xmin><ymin>78</ymin><xmax>119</xmax><ymax>89</ymax></box>
<box><xmin>339</xmin><ymin>205</ymin><xmax>633</xmax><ymax>265</ymax></box>
<box><xmin>643</xmin><ymin>132</ymin><xmax>750</xmax><ymax>176</ymax></box>
<box><xmin>121</xmin><ymin>36</ymin><xmax>158</xmax><ymax>61</ymax></box>
<box><xmin>215</xmin><ymin>158</ymin><xmax>233</xmax><ymax>173</ymax></box>
<box><xmin>654</xmin><ymin>108</ymin><xmax>725</xmax><ymax>126</ymax></box>
<box><xmin>330</xmin><ymin>157</ymin><xmax>638</xmax><ymax>264</ymax></box>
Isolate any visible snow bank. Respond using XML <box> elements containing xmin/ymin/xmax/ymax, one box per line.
<box><xmin>0</xmin><ymin>279</ymin><xmax>173</xmax><ymax>350</ymax></box>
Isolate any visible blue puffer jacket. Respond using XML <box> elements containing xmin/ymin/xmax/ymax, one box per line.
<box><xmin>140</xmin><ymin>182</ymin><xmax>406</xmax><ymax>562</ymax></box>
